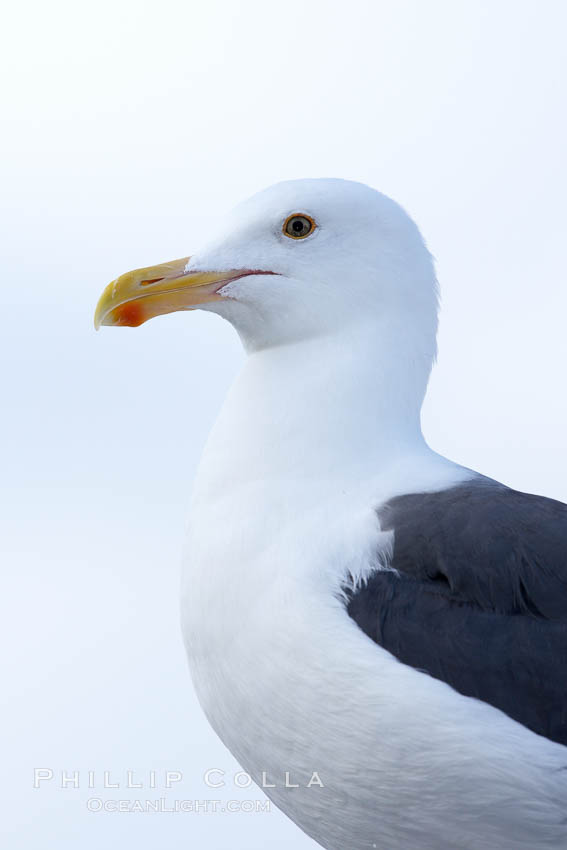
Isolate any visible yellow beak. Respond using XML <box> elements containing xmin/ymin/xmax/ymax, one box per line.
<box><xmin>94</xmin><ymin>258</ymin><xmax>272</xmax><ymax>330</ymax></box>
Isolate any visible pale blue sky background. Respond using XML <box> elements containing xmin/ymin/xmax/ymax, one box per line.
<box><xmin>2</xmin><ymin>1</ymin><xmax>567</xmax><ymax>847</ymax></box>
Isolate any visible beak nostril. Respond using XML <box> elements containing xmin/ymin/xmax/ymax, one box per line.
<box><xmin>140</xmin><ymin>277</ymin><xmax>165</xmax><ymax>286</ymax></box>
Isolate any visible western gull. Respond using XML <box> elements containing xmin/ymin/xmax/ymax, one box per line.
<box><xmin>94</xmin><ymin>178</ymin><xmax>567</xmax><ymax>850</ymax></box>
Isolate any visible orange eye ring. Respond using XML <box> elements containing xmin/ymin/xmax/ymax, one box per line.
<box><xmin>282</xmin><ymin>213</ymin><xmax>316</xmax><ymax>240</ymax></box>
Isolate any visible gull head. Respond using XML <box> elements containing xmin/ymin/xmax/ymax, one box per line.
<box><xmin>95</xmin><ymin>178</ymin><xmax>438</xmax><ymax>353</ymax></box>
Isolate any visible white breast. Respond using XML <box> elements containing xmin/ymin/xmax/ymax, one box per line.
<box><xmin>180</xmin><ymin>341</ymin><xmax>567</xmax><ymax>850</ymax></box>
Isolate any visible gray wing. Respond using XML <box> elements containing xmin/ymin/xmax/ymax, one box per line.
<box><xmin>345</xmin><ymin>477</ymin><xmax>567</xmax><ymax>745</ymax></box>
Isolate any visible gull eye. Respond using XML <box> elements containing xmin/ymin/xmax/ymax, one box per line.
<box><xmin>283</xmin><ymin>213</ymin><xmax>316</xmax><ymax>240</ymax></box>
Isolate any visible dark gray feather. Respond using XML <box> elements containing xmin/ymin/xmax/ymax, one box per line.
<box><xmin>345</xmin><ymin>477</ymin><xmax>567</xmax><ymax>744</ymax></box>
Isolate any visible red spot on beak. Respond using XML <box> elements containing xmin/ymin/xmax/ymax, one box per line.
<box><xmin>113</xmin><ymin>301</ymin><xmax>146</xmax><ymax>327</ymax></box>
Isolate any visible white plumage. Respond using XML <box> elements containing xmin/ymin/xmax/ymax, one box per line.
<box><xmin>97</xmin><ymin>179</ymin><xmax>567</xmax><ymax>849</ymax></box>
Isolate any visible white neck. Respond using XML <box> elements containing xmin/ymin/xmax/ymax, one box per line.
<box><xmin>194</xmin><ymin>316</ymin><xmax>434</xmax><ymax>504</ymax></box>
